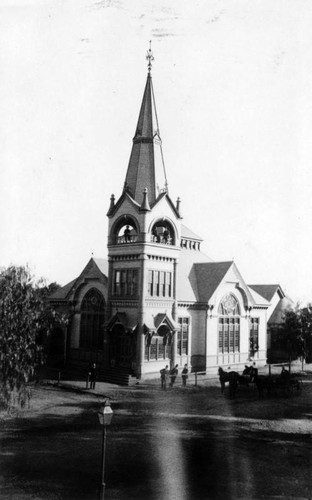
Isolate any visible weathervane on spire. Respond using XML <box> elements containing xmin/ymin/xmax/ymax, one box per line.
<box><xmin>146</xmin><ymin>40</ymin><xmax>154</xmax><ymax>73</ymax></box>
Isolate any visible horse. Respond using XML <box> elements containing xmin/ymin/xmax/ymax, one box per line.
<box><xmin>218</xmin><ymin>367</ymin><xmax>240</xmax><ymax>398</ymax></box>
<box><xmin>253</xmin><ymin>372</ymin><xmax>272</xmax><ymax>398</ymax></box>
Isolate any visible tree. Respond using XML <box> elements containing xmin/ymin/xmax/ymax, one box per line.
<box><xmin>278</xmin><ymin>304</ymin><xmax>312</xmax><ymax>364</ymax></box>
<box><xmin>279</xmin><ymin>308</ymin><xmax>302</xmax><ymax>361</ymax></box>
<box><xmin>0</xmin><ymin>265</ymin><xmax>68</xmax><ymax>410</ymax></box>
<box><xmin>299</xmin><ymin>304</ymin><xmax>312</xmax><ymax>363</ymax></box>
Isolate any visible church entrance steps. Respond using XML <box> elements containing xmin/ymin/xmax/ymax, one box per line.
<box><xmin>99</xmin><ymin>366</ymin><xmax>134</xmax><ymax>386</ymax></box>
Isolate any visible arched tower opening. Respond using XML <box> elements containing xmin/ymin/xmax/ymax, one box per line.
<box><xmin>150</xmin><ymin>218</ymin><xmax>176</xmax><ymax>245</ymax></box>
<box><xmin>112</xmin><ymin>216</ymin><xmax>139</xmax><ymax>244</ymax></box>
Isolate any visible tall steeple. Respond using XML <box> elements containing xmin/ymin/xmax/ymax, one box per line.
<box><xmin>124</xmin><ymin>42</ymin><xmax>168</xmax><ymax>206</ymax></box>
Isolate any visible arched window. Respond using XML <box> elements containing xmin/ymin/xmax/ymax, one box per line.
<box><xmin>177</xmin><ymin>317</ymin><xmax>189</xmax><ymax>356</ymax></box>
<box><xmin>80</xmin><ymin>289</ymin><xmax>105</xmax><ymax>350</ymax></box>
<box><xmin>151</xmin><ymin>219</ymin><xmax>175</xmax><ymax>245</ymax></box>
<box><xmin>145</xmin><ymin>325</ymin><xmax>172</xmax><ymax>361</ymax></box>
<box><xmin>218</xmin><ymin>294</ymin><xmax>240</xmax><ymax>354</ymax></box>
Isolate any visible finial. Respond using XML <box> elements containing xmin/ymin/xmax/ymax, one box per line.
<box><xmin>140</xmin><ymin>187</ymin><xmax>151</xmax><ymax>212</ymax></box>
<box><xmin>107</xmin><ymin>193</ymin><xmax>115</xmax><ymax>216</ymax></box>
<box><xmin>146</xmin><ymin>40</ymin><xmax>154</xmax><ymax>74</ymax></box>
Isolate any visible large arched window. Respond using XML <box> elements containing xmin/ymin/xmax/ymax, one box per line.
<box><xmin>145</xmin><ymin>325</ymin><xmax>172</xmax><ymax>361</ymax></box>
<box><xmin>80</xmin><ymin>289</ymin><xmax>105</xmax><ymax>350</ymax></box>
<box><xmin>218</xmin><ymin>294</ymin><xmax>240</xmax><ymax>354</ymax></box>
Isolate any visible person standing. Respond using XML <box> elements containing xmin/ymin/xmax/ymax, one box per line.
<box><xmin>182</xmin><ymin>364</ymin><xmax>189</xmax><ymax>386</ymax></box>
<box><xmin>170</xmin><ymin>364</ymin><xmax>179</xmax><ymax>387</ymax></box>
<box><xmin>163</xmin><ymin>228</ymin><xmax>169</xmax><ymax>243</ymax></box>
<box><xmin>86</xmin><ymin>362</ymin><xmax>92</xmax><ymax>389</ymax></box>
<box><xmin>90</xmin><ymin>363</ymin><xmax>97</xmax><ymax>390</ymax></box>
<box><xmin>160</xmin><ymin>365</ymin><xmax>169</xmax><ymax>390</ymax></box>
<box><xmin>124</xmin><ymin>225</ymin><xmax>131</xmax><ymax>242</ymax></box>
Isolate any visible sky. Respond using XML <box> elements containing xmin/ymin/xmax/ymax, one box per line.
<box><xmin>1</xmin><ymin>0</ymin><xmax>312</xmax><ymax>305</ymax></box>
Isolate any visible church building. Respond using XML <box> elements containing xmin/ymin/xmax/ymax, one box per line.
<box><xmin>49</xmin><ymin>47</ymin><xmax>281</xmax><ymax>381</ymax></box>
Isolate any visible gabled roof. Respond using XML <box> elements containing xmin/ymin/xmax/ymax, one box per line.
<box><xmin>92</xmin><ymin>258</ymin><xmax>108</xmax><ymax>277</ymax></box>
<box><xmin>181</xmin><ymin>224</ymin><xmax>203</xmax><ymax>241</ymax></box>
<box><xmin>107</xmin><ymin>191</ymin><xmax>141</xmax><ymax>218</ymax></box>
<box><xmin>106</xmin><ymin>311</ymin><xmax>137</xmax><ymax>332</ymax></box>
<box><xmin>154</xmin><ymin>312</ymin><xmax>179</xmax><ymax>330</ymax></box>
<box><xmin>268</xmin><ymin>296</ymin><xmax>294</xmax><ymax>324</ymax></box>
<box><xmin>193</xmin><ymin>261</ymin><xmax>233</xmax><ymax>303</ymax></box>
<box><xmin>48</xmin><ymin>278</ymin><xmax>77</xmax><ymax>301</ymax></box>
<box><xmin>248</xmin><ymin>284</ymin><xmax>284</xmax><ymax>302</ymax></box>
<box><xmin>176</xmin><ymin>247</ymin><xmax>213</xmax><ymax>302</ymax></box>
<box><xmin>248</xmin><ymin>287</ymin><xmax>270</xmax><ymax>307</ymax></box>
<box><xmin>49</xmin><ymin>257</ymin><xmax>108</xmax><ymax>302</ymax></box>
<box><xmin>176</xmin><ymin>248</ymin><xmax>233</xmax><ymax>303</ymax></box>
<box><xmin>177</xmin><ymin>257</ymin><xmax>259</xmax><ymax>307</ymax></box>
<box><xmin>149</xmin><ymin>190</ymin><xmax>181</xmax><ymax>219</ymax></box>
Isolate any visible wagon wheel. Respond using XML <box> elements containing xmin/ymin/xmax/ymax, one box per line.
<box><xmin>285</xmin><ymin>382</ymin><xmax>293</xmax><ymax>397</ymax></box>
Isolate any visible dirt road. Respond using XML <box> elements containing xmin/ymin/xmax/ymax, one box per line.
<box><xmin>0</xmin><ymin>373</ymin><xmax>312</xmax><ymax>499</ymax></box>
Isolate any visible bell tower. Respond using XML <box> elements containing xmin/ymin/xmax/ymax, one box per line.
<box><xmin>106</xmin><ymin>44</ymin><xmax>183</xmax><ymax>378</ymax></box>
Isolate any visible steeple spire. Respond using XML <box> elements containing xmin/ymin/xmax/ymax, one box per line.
<box><xmin>123</xmin><ymin>43</ymin><xmax>168</xmax><ymax>206</ymax></box>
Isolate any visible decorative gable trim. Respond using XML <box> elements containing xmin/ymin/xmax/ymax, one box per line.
<box><xmin>150</xmin><ymin>192</ymin><xmax>182</xmax><ymax>219</ymax></box>
<box><xmin>107</xmin><ymin>191</ymin><xmax>141</xmax><ymax>218</ymax></box>
<box><xmin>106</xmin><ymin>312</ymin><xmax>137</xmax><ymax>332</ymax></box>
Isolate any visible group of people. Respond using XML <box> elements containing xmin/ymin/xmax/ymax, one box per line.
<box><xmin>242</xmin><ymin>362</ymin><xmax>258</xmax><ymax>382</ymax></box>
<box><xmin>152</xmin><ymin>228</ymin><xmax>170</xmax><ymax>244</ymax></box>
<box><xmin>86</xmin><ymin>362</ymin><xmax>188</xmax><ymax>391</ymax></box>
<box><xmin>160</xmin><ymin>364</ymin><xmax>189</xmax><ymax>390</ymax></box>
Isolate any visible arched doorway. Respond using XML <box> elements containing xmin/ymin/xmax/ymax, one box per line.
<box><xmin>109</xmin><ymin>324</ymin><xmax>136</xmax><ymax>368</ymax></box>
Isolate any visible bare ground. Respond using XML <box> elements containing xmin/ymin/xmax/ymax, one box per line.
<box><xmin>0</xmin><ymin>370</ymin><xmax>312</xmax><ymax>500</ymax></box>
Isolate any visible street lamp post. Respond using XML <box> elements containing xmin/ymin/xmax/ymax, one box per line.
<box><xmin>98</xmin><ymin>400</ymin><xmax>114</xmax><ymax>500</ymax></box>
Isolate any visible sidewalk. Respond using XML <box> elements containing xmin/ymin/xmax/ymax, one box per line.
<box><xmin>45</xmin><ymin>378</ymin><xmax>124</xmax><ymax>399</ymax></box>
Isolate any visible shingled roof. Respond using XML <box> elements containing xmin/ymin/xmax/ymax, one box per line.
<box><xmin>124</xmin><ymin>72</ymin><xmax>168</xmax><ymax>206</ymax></box>
<box><xmin>176</xmin><ymin>247</ymin><xmax>214</xmax><ymax>302</ymax></box>
<box><xmin>193</xmin><ymin>261</ymin><xmax>234</xmax><ymax>303</ymax></box>
<box><xmin>268</xmin><ymin>296</ymin><xmax>294</xmax><ymax>324</ymax></box>
<box><xmin>248</xmin><ymin>284</ymin><xmax>284</xmax><ymax>302</ymax></box>
<box><xmin>176</xmin><ymin>249</ymin><xmax>233</xmax><ymax>303</ymax></box>
<box><xmin>181</xmin><ymin>224</ymin><xmax>203</xmax><ymax>241</ymax></box>
<box><xmin>48</xmin><ymin>279</ymin><xmax>77</xmax><ymax>301</ymax></box>
<box><xmin>49</xmin><ymin>257</ymin><xmax>108</xmax><ymax>302</ymax></box>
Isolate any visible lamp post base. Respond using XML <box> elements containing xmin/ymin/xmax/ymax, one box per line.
<box><xmin>99</xmin><ymin>424</ymin><xmax>107</xmax><ymax>500</ymax></box>
<box><xmin>99</xmin><ymin>482</ymin><xmax>106</xmax><ymax>500</ymax></box>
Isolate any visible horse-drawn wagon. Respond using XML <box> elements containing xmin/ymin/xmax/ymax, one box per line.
<box><xmin>256</xmin><ymin>369</ymin><xmax>303</xmax><ymax>398</ymax></box>
<box><xmin>218</xmin><ymin>365</ymin><xmax>303</xmax><ymax>398</ymax></box>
